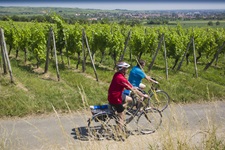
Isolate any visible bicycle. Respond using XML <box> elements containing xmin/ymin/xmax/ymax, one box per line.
<box><xmin>87</xmin><ymin>91</ymin><xmax>162</xmax><ymax>140</ymax></box>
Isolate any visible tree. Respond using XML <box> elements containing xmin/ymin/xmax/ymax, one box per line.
<box><xmin>216</xmin><ymin>21</ymin><xmax>220</xmax><ymax>26</ymax></box>
<box><xmin>208</xmin><ymin>21</ymin><xmax>213</xmax><ymax>26</ymax></box>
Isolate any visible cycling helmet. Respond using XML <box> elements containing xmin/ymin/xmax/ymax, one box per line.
<box><xmin>117</xmin><ymin>62</ymin><xmax>130</xmax><ymax>70</ymax></box>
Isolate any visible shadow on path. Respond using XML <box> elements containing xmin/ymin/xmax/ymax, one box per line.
<box><xmin>71</xmin><ymin>126</ymin><xmax>147</xmax><ymax>142</ymax></box>
<box><xmin>71</xmin><ymin>126</ymin><xmax>89</xmax><ymax>141</ymax></box>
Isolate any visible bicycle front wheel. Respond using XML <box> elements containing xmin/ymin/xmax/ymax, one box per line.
<box><xmin>88</xmin><ymin>112</ymin><xmax>117</xmax><ymax>140</ymax></box>
<box><xmin>148</xmin><ymin>90</ymin><xmax>170</xmax><ymax>112</ymax></box>
<box><xmin>136</xmin><ymin>107</ymin><xmax>162</xmax><ymax>134</ymax></box>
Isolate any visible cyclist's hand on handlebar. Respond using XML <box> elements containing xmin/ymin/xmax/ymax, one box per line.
<box><xmin>150</xmin><ymin>78</ymin><xmax>159</xmax><ymax>84</ymax></box>
<box><xmin>143</xmin><ymin>94</ymin><xmax>149</xmax><ymax>98</ymax></box>
<box><xmin>154</xmin><ymin>80</ymin><xmax>159</xmax><ymax>84</ymax></box>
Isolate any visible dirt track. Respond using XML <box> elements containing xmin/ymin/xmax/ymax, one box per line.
<box><xmin>0</xmin><ymin>101</ymin><xmax>225</xmax><ymax>150</ymax></box>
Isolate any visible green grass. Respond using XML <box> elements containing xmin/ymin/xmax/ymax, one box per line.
<box><xmin>168</xmin><ymin>20</ymin><xmax>225</xmax><ymax>28</ymax></box>
<box><xmin>0</xmin><ymin>56</ymin><xmax>110</xmax><ymax>117</ymax></box>
<box><xmin>145</xmin><ymin>20</ymin><xmax>225</xmax><ymax>28</ymax></box>
<box><xmin>0</xmin><ymin>48</ymin><xmax>225</xmax><ymax>117</ymax></box>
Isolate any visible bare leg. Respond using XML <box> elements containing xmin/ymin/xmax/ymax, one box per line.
<box><xmin>116</xmin><ymin>111</ymin><xmax>126</xmax><ymax>139</ymax></box>
<box><xmin>139</xmin><ymin>83</ymin><xmax>146</xmax><ymax>89</ymax></box>
<box><xmin>123</xmin><ymin>95</ymin><xmax>132</xmax><ymax>108</ymax></box>
<box><xmin>117</xmin><ymin>111</ymin><xmax>125</xmax><ymax>129</ymax></box>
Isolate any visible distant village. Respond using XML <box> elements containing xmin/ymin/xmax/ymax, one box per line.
<box><xmin>83</xmin><ymin>10</ymin><xmax>225</xmax><ymax>21</ymax></box>
<box><xmin>0</xmin><ymin>6</ymin><xmax>225</xmax><ymax>24</ymax></box>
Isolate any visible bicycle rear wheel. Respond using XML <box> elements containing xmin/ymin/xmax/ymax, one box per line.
<box><xmin>88</xmin><ymin>112</ymin><xmax>117</xmax><ymax>140</ymax></box>
<box><xmin>136</xmin><ymin>107</ymin><xmax>162</xmax><ymax>134</ymax></box>
<box><xmin>148</xmin><ymin>90</ymin><xmax>170</xmax><ymax>112</ymax></box>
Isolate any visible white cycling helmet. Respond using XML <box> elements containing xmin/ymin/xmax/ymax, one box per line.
<box><xmin>117</xmin><ymin>62</ymin><xmax>130</xmax><ymax>70</ymax></box>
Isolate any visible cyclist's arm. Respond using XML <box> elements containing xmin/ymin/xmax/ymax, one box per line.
<box><xmin>132</xmin><ymin>87</ymin><xmax>149</xmax><ymax>98</ymax></box>
<box><xmin>122</xmin><ymin>82</ymin><xmax>148</xmax><ymax>98</ymax></box>
<box><xmin>138</xmin><ymin>68</ymin><xmax>159</xmax><ymax>84</ymax></box>
<box><xmin>145</xmin><ymin>75</ymin><xmax>159</xmax><ymax>84</ymax></box>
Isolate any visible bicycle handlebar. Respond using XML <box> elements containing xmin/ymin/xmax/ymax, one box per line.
<box><xmin>150</xmin><ymin>77</ymin><xmax>159</xmax><ymax>84</ymax></box>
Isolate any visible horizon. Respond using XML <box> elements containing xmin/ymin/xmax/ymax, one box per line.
<box><xmin>0</xmin><ymin>1</ymin><xmax>225</xmax><ymax>11</ymax></box>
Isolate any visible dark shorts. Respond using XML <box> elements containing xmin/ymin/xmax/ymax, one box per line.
<box><xmin>109</xmin><ymin>94</ymin><xmax>127</xmax><ymax>113</ymax></box>
<box><xmin>110</xmin><ymin>103</ymin><xmax>125</xmax><ymax>113</ymax></box>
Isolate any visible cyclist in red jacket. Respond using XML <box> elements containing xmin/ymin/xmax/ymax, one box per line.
<box><xmin>108</xmin><ymin>62</ymin><xmax>149</xmax><ymax>130</ymax></box>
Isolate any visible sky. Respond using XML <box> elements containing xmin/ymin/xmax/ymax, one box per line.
<box><xmin>0</xmin><ymin>0</ymin><xmax>225</xmax><ymax>10</ymax></box>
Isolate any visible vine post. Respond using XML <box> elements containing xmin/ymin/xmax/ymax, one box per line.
<box><xmin>44</xmin><ymin>27</ymin><xmax>60</xmax><ymax>81</ymax></box>
<box><xmin>0</xmin><ymin>29</ymin><xmax>7</xmax><ymax>74</ymax></box>
<box><xmin>51</xmin><ymin>28</ymin><xmax>60</xmax><ymax>81</ymax></box>
<box><xmin>119</xmin><ymin>29</ymin><xmax>131</xmax><ymax>62</ymax></box>
<box><xmin>177</xmin><ymin>37</ymin><xmax>192</xmax><ymax>71</ymax></box>
<box><xmin>82</xmin><ymin>29</ymin><xmax>86</xmax><ymax>72</ymax></box>
<box><xmin>192</xmin><ymin>37</ymin><xmax>198</xmax><ymax>78</ymax></box>
<box><xmin>82</xmin><ymin>29</ymin><xmax>99</xmax><ymax>82</ymax></box>
<box><xmin>204</xmin><ymin>41</ymin><xmax>225</xmax><ymax>71</ymax></box>
<box><xmin>148</xmin><ymin>33</ymin><xmax>164</xmax><ymax>72</ymax></box>
<box><xmin>44</xmin><ymin>28</ymin><xmax>52</xmax><ymax>73</ymax></box>
<box><xmin>0</xmin><ymin>28</ymin><xmax>14</xmax><ymax>83</ymax></box>
<box><xmin>162</xmin><ymin>34</ymin><xmax>169</xmax><ymax>80</ymax></box>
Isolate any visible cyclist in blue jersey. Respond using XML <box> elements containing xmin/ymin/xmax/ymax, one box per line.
<box><xmin>123</xmin><ymin>59</ymin><xmax>158</xmax><ymax>96</ymax></box>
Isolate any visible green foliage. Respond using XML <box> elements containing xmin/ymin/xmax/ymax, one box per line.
<box><xmin>107</xmin><ymin>23</ymin><xmax>125</xmax><ymax>64</ymax></box>
<box><xmin>1</xmin><ymin>20</ymin><xmax>225</xmax><ymax>117</ymax></box>
<box><xmin>30</xmin><ymin>22</ymin><xmax>47</xmax><ymax>61</ymax></box>
<box><xmin>129</xmin><ymin>26</ymin><xmax>146</xmax><ymax>56</ymax></box>
<box><xmin>66</xmin><ymin>23</ymin><xmax>83</xmax><ymax>56</ymax></box>
<box><xmin>165</xmin><ymin>25</ymin><xmax>188</xmax><ymax>61</ymax></box>
<box><xmin>52</xmin><ymin>14</ymin><xmax>67</xmax><ymax>53</ymax></box>
<box><xmin>4</xmin><ymin>20</ymin><xmax>20</xmax><ymax>51</ymax></box>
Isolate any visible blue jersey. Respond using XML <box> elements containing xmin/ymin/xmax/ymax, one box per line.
<box><xmin>128</xmin><ymin>66</ymin><xmax>146</xmax><ymax>87</ymax></box>
<box><xmin>123</xmin><ymin>66</ymin><xmax>146</xmax><ymax>96</ymax></box>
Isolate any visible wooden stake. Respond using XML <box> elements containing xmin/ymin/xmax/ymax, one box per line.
<box><xmin>82</xmin><ymin>29</ymin><xmax>86</xmax><ymax>72</ymax></box>
<box><xmin>51</xmin><ymin>29</ymin><xmax>60</xmax><ymax>81</ymax></box>
<box><xmin>120</xmin><ymin>29</ymin><xmax>131</xmax><ymax>61</ymax></box>
<box><xmin>148</xmin><ymin>33</ymin><xmax>164</xmax><ymax>72</ymax></box>
<box><xmin>204</xmin><ymin>41</ymin><xmax>225</xmax><ymax>71</ymax></box>
<box><xmin>192</xmin><ymin>37</ymin><xmax>198</xmax><ymax>78</ymax></box>
<box><xmin>0</xmin><ymin>28</ymin><xmax>14</xmax><ymax>83</ymax></box>
<box><xmin>44</xmin><ymin>28</ymin><xmax>52</xmax><ymax>73</ymax></box>
<box><xmin>162</xmin><ymin>35</ymin><xmax>169</xmax><ymax>80</ymax></box>
<box><xmin>82</xmin><ymin>29</ymin><xmax>99</xmax><ymax>82</ymax></box>
<box><xmin>177</xmin><ymin>37</ymin><xmax>192</xmax><ymax>71</ymax></box>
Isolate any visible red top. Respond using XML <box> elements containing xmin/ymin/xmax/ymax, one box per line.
<box><xmin>108</xmin><ymin>72</ymin><xmax>132</xmax><ymax>104</ymax></box>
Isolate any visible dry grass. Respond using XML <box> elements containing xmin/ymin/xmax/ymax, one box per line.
<box><xmin>0</xmin><ymin>101</ymin><xmax>225</xmax><ymax>150</ymax></box>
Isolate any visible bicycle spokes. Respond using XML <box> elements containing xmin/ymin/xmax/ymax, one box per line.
<box><xmin>136</xmin><ymin>108</ymin><xmax>162</xmax><ymax>134</ymax></box>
